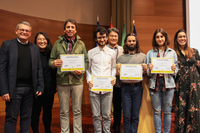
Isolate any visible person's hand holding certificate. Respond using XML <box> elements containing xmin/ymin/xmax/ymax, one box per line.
<box><xmin>151</xmin><ymin>57</ymin><xmax>174</xmax><ymax>73</ymax></box>
<box><xmin>60</xmin><ymin>54</ymin><xmax>84</xmax><ymax>71</ymax></box>
<box><xmin>91</xmin><ymin>76</ymin><xmax>113</xmax><ymax>92</ymax></box>
<box><xmin>120</xmin><ymin>64</ymin><xmax>143</xmax><ymax>80</ymax></box>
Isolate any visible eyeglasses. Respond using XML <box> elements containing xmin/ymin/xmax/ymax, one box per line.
<box><xmin>97</xmin><ymin>36</ymin><xmax>107</xmax><ymax>40</ymax></box>
<box><xmin>109</xmin><ymin>35</ymin><xmax>118</xmax><ymax>38</ymax></box>
<box><xmin>37</xmin><ymin>38</ymin><xmax>47</xmax><ymax>41</ymax></box>
<box><xmin>18</xmin><ymin>29</ymin><xmax>31</xmax><ymax>33</ymax></box>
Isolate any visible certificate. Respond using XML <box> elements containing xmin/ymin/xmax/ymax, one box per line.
<box><xmin>91</xmin><ymin>76</ymin><xmax>113</xmax><ymax>92</ymax></box>
<box><xmin>60</xmin><ymin>54</ymin><xmax>84</xmax><ymax>71</ymax></box>
<box><xmin>151</xmin><ymin>57</ymin><xmax>173</xmax><ymax>73</ymax></box>
<box><xmin>120</xmin><ymin>64</ymin><xmax>143</xmax><ymax>80</ymax></box>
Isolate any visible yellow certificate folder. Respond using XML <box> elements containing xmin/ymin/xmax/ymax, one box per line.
<box><xmin>60</xmin><ymin>54</ymin><xmax>84</xmax><ymax>71</ymax></box>
<box><xmin>120</xmin><ymin>64</ymin><xmax>143</xmax><ymax>80</ymax></box>
<box><xmin>91</xmin><ymin>76</ymin><xmax>113</xmax><ymax>92</ymax></box>
<box><xmin>151</xmin><ymin>57</ymin><xmax>174</xmax><ymax>74</ymax></box>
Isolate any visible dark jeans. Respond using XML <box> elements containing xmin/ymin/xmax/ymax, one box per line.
<box><xmin>121</xmin><ymin>82</ymin><xmax>143</xmax><ymax>133</ymax></box>
<box><xmin>112</xmin><ymin>86</ymin><xmax>122</xmax><ymax>129</ymax></box>
<box><xmin>31</xmin><ymin>94</ymin><xmax>54</xmax><ymax>133</ymax></box>
<box><xmin>4</xmin><ymin>87</ymin><xmax>34</xmax><ymax>133</ymax></box>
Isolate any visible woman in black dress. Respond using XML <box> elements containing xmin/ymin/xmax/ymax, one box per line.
<box><xmin>174</xmin><ymin>29</ymin><xmax>200</xmax><ymax>133</ymax></box>
<box><xmin>31</xmin><ymin>32</ymin><xmax>56</xmax><ymax>133</ymax></box>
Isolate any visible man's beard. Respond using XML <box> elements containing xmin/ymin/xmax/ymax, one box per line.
<box><xmin>98</xmin><ymin>43</ymin><xmax>106</xmax><ymax>47</ymax></box>
<box><xmin>127</xmin><ymin>45</ymin><xmax>136</xmax><ymax>51</ymax></box>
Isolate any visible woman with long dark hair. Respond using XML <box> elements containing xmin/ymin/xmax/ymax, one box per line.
<box><xmin>174</xmin><ymin>29</ymin><xmax>200</xmax><ymax>133</ymax></box>
<box><xmin>31</xmin><ymin>32</ymin><xmax>56</xmax><ymax>133</ymax></box>
<box><xmin>146</xmin><ymin>28</ymin><xmax>178</xmax><ymax>133</ymax></box>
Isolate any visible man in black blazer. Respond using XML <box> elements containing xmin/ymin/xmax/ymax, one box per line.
<box><xmin>0</xmin><ymin>21</ymin><xmax>44</xmax><ymax>133</ymax></box>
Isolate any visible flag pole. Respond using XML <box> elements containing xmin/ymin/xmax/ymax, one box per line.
<box><xmin>133</xmin><ymin>20</ymin><xmax>135</xmax><ymax>25</ymax></box>
<box><xmin>97</xmin><ymin>15</ymin><xmax>99</xmax><ymax>22</ymax></box>
<box><xmin>95</xmin><ymin>15</ymin><xmax>100</xmax><ymax>47</ymax></box>
<box><xmin>132</xmin><ymin>20</ymin><xmax>135</xmax><ymax>32</ymax></box>
<box><xmin>133</xmin><ymin>20</ymin><xmax>137</xmax><ymax>36</ymax></box>
<box><xmin>123</xmin><ymin>1</ymin><xmax>125</xmax><ymax>25</ymax></box>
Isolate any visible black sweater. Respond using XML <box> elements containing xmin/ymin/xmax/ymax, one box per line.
<box><xmin>40</xmin><ymin>51</ymin><xmax>56</xmax><ymax>95</ymax></box>
<box><xmin>17</xmin><ymin>41</ymin><xmax>32</xmax><ymax>87</ymax></box>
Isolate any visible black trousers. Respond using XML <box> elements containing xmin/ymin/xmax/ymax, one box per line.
<box><xmin>112</xmin><ymin>86</ymin><xmax>122</xmax><ymax>129</ymax></box>
<box><xmin>31</xmin><ymin>94</ymin><xmax>54</xmax><ymax>133</ymax></box>
<box><xmin>4</xmin><ymin>87</ymin><xmax>34</xmax><ymax>133</ymax></box>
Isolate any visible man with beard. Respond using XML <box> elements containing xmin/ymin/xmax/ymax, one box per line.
<box><xmin>116</xmin><ymin>33</ymin><xmax>147</xmax><ymax>133</ymax></box>
<box><xmin>0</xmin><ymin>21</ymin><xmax>44</xmax><ymax>133</ymax></box>
<box><xmin>86</xmin><ymin>27</ymin><xmax>116</xmax><ymax>133</ymax></box>
<box><xmin>107</xmin><ymin>28</ymin><xmax>123</xmax><ymax>133</ymax></box>
<box><xmin>49</xmin><ymin>19</ymin><xmax>89</xmax><ymax>133</ymax></box>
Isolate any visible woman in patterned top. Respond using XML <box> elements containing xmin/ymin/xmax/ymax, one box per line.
<box><xmin>174</xmin><ymin>29</ymin><xmax>200</xmax><ymax>133</ymax></box>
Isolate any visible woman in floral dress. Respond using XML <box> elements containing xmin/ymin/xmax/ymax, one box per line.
<box><xmin>174</xmin><ymin>29</ymin><xmax>200</xmax><ymax>133</ymax></box>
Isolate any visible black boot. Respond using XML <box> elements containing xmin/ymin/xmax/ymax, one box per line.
<box><xmin>114</xmin><ymin>126</ymin><xmax>121</xmax><ymax>133</ymax></box>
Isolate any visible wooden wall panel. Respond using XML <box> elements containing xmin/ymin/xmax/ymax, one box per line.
<box><xmin>136</xmin><ymin>16</ymin><xmax>184</xmax><ymax>54</ymax></box>
<box><xmin>0</xmin><ymin>9</ymin><xmax>38</xmax><ymax>43</ymax></box>
<box><xmin>154</xmin><ymin>0</ymin><xmax>185</xmax><ymax>17</ymax></box>
<box><xmin>0</xmin><ymin>9</ymin><xmax>101</xmax><ymax>49</ymax></box>
<box><xmin>0</xmin><ymin>9</ymin><xmax>109</xmax><ymax>116</ymax></box>
<box><xmin>0</xmin><ymin>0</ymin><xmax>185</xmax><ymax>123</ymax></box>
<box><xmin>133</xmin><ymin>0</ymin><xmax>184</xmax><ymax>17</ymax></box>
<box><xmin>133</xmin><ymin>0</ymin><xmax>155</xmax><ymax>16</ymax></box>
<box><xmin>133</xmin><ymin>0</ymin><xmax>185</xmax><ymax>54</ymax></box>
<box><xmin>132</xmin><ymin>0</ymin><xmax>185</xmax><ymax>132</ymax></box>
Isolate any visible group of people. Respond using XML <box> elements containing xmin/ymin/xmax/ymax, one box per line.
<box><xmin>0</xmin><ymin>18</ymin><xmax>199</xmax><ymax>133</ymax></box>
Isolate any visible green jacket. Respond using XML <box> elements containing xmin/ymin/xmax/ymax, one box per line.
<box><xmin>49</xmin><ymin>35</ymin><xmax>89</xmax><ymax>85</ymax></box>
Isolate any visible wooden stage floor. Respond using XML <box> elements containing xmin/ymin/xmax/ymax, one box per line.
<box><xmin>0</xmin><ymin>103</ymin><xmax>175</xmax><ymax>133</ymax></box>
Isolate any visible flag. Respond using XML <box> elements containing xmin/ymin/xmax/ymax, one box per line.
<box><xmin>95</xmin><ymin>16</ymin><xmax>100</xmax><ymax>47</ymax></box>
<box><xmin>121</xmin><ymin>24</ymin><xmax>126</xmax><ymax>47</ymax></box>
<box><xmin>110</xmin><ymin>22</ymin><xmax>113</xmax><ymax>28</ymax></box>
<box><xmin>110</xmin><ymin>16</ymin><xmax>113</xmax><ymax>28</ymax></box>
<box><xmin>97</xmin><ymin>20</ymin><xmax>100</xmax><ymax>28</ymax></box>
<box><xmin>133</xmin><ymin>25</ymin><xmax>137</xmax><ymax>36</ymax></box>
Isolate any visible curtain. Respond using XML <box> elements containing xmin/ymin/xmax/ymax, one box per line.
<box><xmin>111</xmin><ymin>0</ymin><xmax>133</xmax><ymax>45</ymax></box>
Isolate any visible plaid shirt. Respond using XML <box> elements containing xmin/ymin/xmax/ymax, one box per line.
<box><xmin>155</xmin><ymin>50</ymin><xmax>172</xmax><ymax>92</ymax></box>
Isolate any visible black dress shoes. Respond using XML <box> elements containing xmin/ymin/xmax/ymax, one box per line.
<box><xmin>114</xmin><ymin>126</ymin><xmax>121</xmax><ymax>133</ymax></box>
